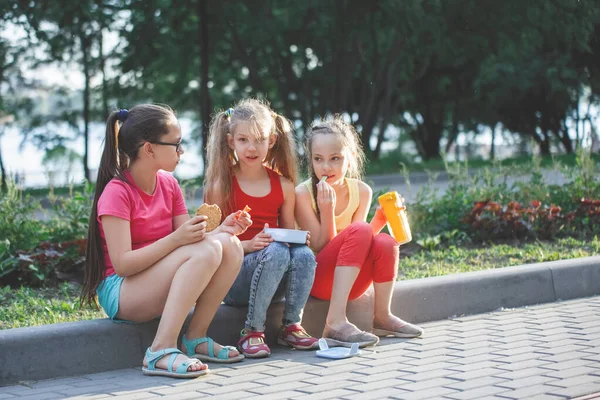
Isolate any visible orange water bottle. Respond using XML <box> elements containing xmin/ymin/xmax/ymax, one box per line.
<box><xmin>378</xmin><ymin>191</ymin><xmax>412</xmax><ymax>245</ymax></box>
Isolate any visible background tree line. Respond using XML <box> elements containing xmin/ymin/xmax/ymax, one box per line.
<box><xmin>1</xmin><ymin>0</ymin><xmax>599</xmax><ymax>184</ymax></box>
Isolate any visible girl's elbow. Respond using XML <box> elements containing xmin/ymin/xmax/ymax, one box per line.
<box><xmin>111</xmin><ymin>264</ymin><xmax>127</xmax><ymax>277</ymax></box>
<box><xmin>111</xmin><ymin>258</ymin><xmax>130</xmax><ymax>277</ymax></box>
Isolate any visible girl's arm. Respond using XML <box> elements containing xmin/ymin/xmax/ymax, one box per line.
<box><xmin>205</xmin><ymin>182</ymin><xmax>256</xmax><ymax>254</ymax></box>
<box><xmin>278</xmin><ymin>177</ymin><xmax>296</xmax><ymax>229</ymax></box>
<box><xmin>173</xmin><ymin>213</ymin><xmax>190</xmax><ymax>230</ymax></box>
<box><xmin>351</xmin><ymin>181</ymin><xmax>373</xmax><ymax>223</ymax></box>
<box><xmin>102</xmin><ymin>214</ymin><xmax>206</xmax><ymax>277</ymax></box>
<box><xmin>352</xmin><ymin>181</ymin><xmax>385</xmax><ymax>234</ymax></box>
<box><xmin>294</xmin><ymin>185</ymin><xmax>335</xmax><ymax>252</ymax></box>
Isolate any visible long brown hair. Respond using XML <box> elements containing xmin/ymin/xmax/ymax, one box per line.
<box><xmin>81</xmin><ymin>104</ymin><xmax>177</xmax><ymax>307</ymax></box>
<box><xmin>204</xmin><ymin>98</ymin><xmax>297</xmax><ymax>213</ymax></box>
<box><xmin>304</xmin><ymin>115</ymin><xmax>366</xmax><ymax>218</ymax></box>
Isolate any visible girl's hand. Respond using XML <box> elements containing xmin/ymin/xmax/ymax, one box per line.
<box><xmin>246</xmin><ymin>223</ymin><xmax>274</xmax><ymax>252</ymax></box>
<box><xmin>316</xmin><ymin>179</ymin><xmax>336</xmax><ymax>213</ymax></box>
<box><xmin>173</xmin><ymin>215</ymin><xmax>207</xmax><ymax>246</ymax></box>
<box><xmin>373</xmin><ymin>205</ymin><xmax>387</xmax><ymax>223</ymax></box>
<box><xmin>305</xmin><ymin>231</ymin><xmax>311</xmax><ymax>247</ymax></box>
<box><xmin>219</xmin><ymin>210</ymin><xmax>252</xmax><ymax>236</ymax></box>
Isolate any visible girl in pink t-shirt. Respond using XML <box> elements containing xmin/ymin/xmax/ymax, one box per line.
<box><xmin>81</xmin><ymin>104</ymin><xmax>252</xmax><ymax>379</ymax></box>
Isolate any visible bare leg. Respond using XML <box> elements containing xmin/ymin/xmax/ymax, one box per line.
<box><xmin>118</xmin><ymin>239</ymin><xmax>223</xmax><ymax>372</ymax></box>
<box><xmin>325</xmin><ymin>266</ymin><xmax>360</xmax><ymax>330</ymax></box>
<box><xmin>373</xmin><ymin>281</ymin><xmax>424</xmax><ymax>337</ymax></box>
<box><xmin>373</xmin><ymin>281</ymin><xmax>396</xmax><ymax>325</ymax></box>
<box><xmin>184</xmin><ymin>233</ymin><xmax>244</xmax><ymax>356</ymax></box>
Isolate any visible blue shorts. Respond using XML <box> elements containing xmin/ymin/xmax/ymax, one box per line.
<box><xmin>97</xmin><ymin>274</ymin><xmax>125</xmax><ymax>321</ymax></box>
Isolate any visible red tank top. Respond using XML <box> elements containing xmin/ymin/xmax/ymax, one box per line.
<box><xmin>232</xmin><ymin>168</ymin><xmax>283</xmax><ymax>241</ymax></box>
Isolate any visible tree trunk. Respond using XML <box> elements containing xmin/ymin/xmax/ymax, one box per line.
<box><xmin>555</xmin><ymin>119</ymin><xmax>573</xmax><ymax>153</ymax></box>
<box><xmin>196</xmin><ymin>0</ymin><xmax>211</xmax><ymax>166</ymax></box>
<box><xmin>490</xmin><ymin>123</ymin><xmax>498</xmax><ymax>161</ymax></box>
<box><xmin>422</xmin><ymin>135</ymin><xmax>441</xmax><ymax>161</ymax></box>
<box><xmin>80</xmin><ymin>31</ymin><xmax>91</xmax><ymax>182</ymax></box>
<box><xmin>0</xmin><ymin>136</ymin><xmax>6</xmax><ymax>191</ymax></box>
<box><xmin>575</xmin><ymin>89</ymin><xmax>581</xmax><ymax>150</ymax></box>
<box><xmin>99</xmin><ymin>30</ymin><xmax>109</xmax><ymax>121</ymax></box>
<box><xmin>445</xmin><ymin>102</ymin><xmax>460</xmax><ymax>154</ymax></box>
<box><xmin>0</xmin><ymin>58</ymin><xmax>5</xmax><ymax>190</ymax></box>
<box><xmin>539</xmin><ymin>133</ymin><xmax>551</xmax><ymax>156</ymax></box>
<box><xmin>373</xmin><ymin>118</ymin><xmax>389</xmax><ymax>160</ymax></box>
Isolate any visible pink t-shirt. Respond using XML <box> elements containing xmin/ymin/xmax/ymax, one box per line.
<box><xmin>97</xmin><ymin>170</ymin><xmax>188</xmax><ymax>277</ymax></box>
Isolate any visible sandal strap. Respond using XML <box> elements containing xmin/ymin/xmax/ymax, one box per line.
<box><xmin>183</xmin><ymin>335</ymin><xmax>236</xmax><ymax>360</ymax></box>
<box><xmin>182</xmin><ymin>335</ymin><xmax>212</xmax><ymax>357</ymax></box>
<box><xmin>145</xmin><ymin>347</ymin><xmax>183</xmax><ymax>371</ymax></box>
<box><xmin>217</xmin><ymin>346</ymin><xmax>236</xmax><ymax>359</ymax></box>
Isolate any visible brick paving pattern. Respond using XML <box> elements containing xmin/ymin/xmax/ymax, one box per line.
<box><xmin>2</xmin><ymin>296</ymin><xmax>600</xmax><ymax>399</ymax></box>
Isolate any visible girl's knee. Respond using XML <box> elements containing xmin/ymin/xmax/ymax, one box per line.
<box><xmin>292</xmin><ymin>245</ymin><xmax>317</xmax><ymax>271</ymax></box>
<box><xmin>263</xmin><ymin>242</ymin><xmax>291</xmax><ymax>269</ymax></box>
<box><xmin>373</xmin><ymin>233</ymin><xmax>399</xmax><ymax>251</ymax></box>
<box><xmin>347</xmin><ymin>221</ymin><xmax>373</xmax><ymax>240</ymax></box>
<box><xmin>214</xmin><ymin>233</ymin><xmax>243</xmax><ymax>257</ymax></box>
<box><xmin>187</xmin><ymin>240</ymin><xmax>222</xmax><ymax>271</ymax></box>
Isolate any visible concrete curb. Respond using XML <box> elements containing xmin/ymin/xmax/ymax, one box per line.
<box><xmin>1</xmin><ymin>255</ymin><xmax>599</xmax><ymax>385</ymax></box>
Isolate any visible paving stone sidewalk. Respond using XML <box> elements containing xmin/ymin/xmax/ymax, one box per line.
<box><xmin>3</xmin><ymin>296</ymin><xmax>600</xmax><ymax>400</ymax></box>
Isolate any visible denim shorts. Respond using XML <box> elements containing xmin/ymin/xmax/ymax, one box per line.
<box><xmin>97</xmin><ymin>274</ymin><xmax>125</xmax><ymax>321</ymax></box>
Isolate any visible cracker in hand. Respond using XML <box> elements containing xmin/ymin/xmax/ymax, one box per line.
<box><xmin>196</xmin><ymin>203</ymin><xmax>222</xmax><ymax>232</ymax></box>
<box><xmin>236</xmin><ymin>204</ymin><xmax>251</xmax><ymax>219</ymax></box>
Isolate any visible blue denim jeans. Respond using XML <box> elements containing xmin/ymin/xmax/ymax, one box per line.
<box><xmin>223</xmin><ymin>242</ymin><xmax>317</xmax><ymax>331</ymax></box>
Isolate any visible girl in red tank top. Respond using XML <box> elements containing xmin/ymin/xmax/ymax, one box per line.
<box><xmin>204</xmin><ymin>99</ymin><xmax>318</xmax><ymax>358</ymax></box>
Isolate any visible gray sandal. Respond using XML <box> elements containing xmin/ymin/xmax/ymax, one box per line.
<box><xmin>372</xmin><ymin>321</ymin><xmax>424</xmax><ymax>338</ymax></box>
<box><xmin>322</xmin><ymin>323</ymin><xmax>379</xmax><ymax>348</ymax></box>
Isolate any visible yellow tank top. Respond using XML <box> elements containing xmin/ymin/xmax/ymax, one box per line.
<box><xmin>301</xmin><ymin>178</ymin><xmax>360</xmax><ymax>234</ymax></box>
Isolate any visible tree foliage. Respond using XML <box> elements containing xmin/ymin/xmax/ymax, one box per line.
<box><xmin>2</xmin><ymin>0</ymin><xmax>600</xmax><ymax>176</ymax></box>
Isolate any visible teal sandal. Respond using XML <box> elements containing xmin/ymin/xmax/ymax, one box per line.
<box><xmin>182</xmin><ymin>335</ymin><xmax>245</xmax><ymax>363</ymax></box>
<box><xmin>142</xmin><ymin>347</ymin><xmax>208</xmax><ymax>378</ymax></box>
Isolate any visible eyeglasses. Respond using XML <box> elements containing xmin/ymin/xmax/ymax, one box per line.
<box><xmin>151</xmin><ymin>140</ymin><xmax>183</xmax><ymax>152</ymax></box>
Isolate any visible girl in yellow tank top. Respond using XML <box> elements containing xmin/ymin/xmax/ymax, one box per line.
<box><xmin>295</xmin><ymin>116</ymin><xmax>424</xmax><ymax>348</ymax></box>
<box><xmin>300</xmin><ymin>177</ymin><xmax>360</xmax><ymax>234</ymax></box>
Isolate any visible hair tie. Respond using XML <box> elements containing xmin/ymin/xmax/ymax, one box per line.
<box><xmin>224</xmin><ymin>108</ymin><xmax>234</xmax><ymax>118</ymax></box>
<box><xmin>117</xmin><ymin>109</ymin><xmax>129</xmax><ymax>122</ymax></box>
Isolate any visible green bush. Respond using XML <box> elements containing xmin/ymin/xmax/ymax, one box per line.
<box><xmin>0</xmin><ymin>182</ymin><xmax>92</xmax><ymax>287</ymax></box>
<box><xmin>408</xmin><ymin>148</ymin><xmax>600</xmax><ymax>245</ymax></box>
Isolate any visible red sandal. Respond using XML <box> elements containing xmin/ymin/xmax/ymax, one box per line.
<box><xmin>237</xmin><ymin>329</ymin><xmax>271</xmax><ymax>358</ymax></box>
<box><xmin>277</xmin><ymin>323</ymin><xmax>319</xmax><ymax>350</ymax></box>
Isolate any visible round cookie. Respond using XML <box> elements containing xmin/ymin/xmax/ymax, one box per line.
<box><xmin>196</xmin><ymin>203</ymin><xmax>222</xmax><ymax>232</ymax></box>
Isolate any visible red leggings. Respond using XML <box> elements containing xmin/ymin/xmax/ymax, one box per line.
<box><xmin>310</xmin><ymin>221</ymin><xmax>399</xmax><ymax>301</ymax></box>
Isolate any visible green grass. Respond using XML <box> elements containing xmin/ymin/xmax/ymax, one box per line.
<box><xmin>0</xmin><ymin>282</ymin><xmax>105</xmax><ymax>330</ymax></box>
<box><xmin>399</xmin><ymin>237</ymin><xmax>600</xmax><ymax>280</ymax></box>
<box><xmin>1</xmin><ymin>237</ymin><xmax>597</xmax><ymax>330</ymax></box>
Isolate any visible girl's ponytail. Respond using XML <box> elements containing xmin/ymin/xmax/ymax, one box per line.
<box><xmin>205</xmin><ymin>111</ymin><xmax>236</xmax><ymax>214</ymax></box>
<box><xmin>81</xmin><ymin>110</ymin><xmax>124</xmax><ymax>307</ymax></box>
<box><xmin>270</xmin><ymin>113</ymin><xmax>298</xmax><ymax>184</ymax></box>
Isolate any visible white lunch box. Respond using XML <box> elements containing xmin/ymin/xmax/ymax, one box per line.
<box><xmin>264</xmin><ymin>228</ymin><xmax>308</xmax><ymax>244</ymax></box>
